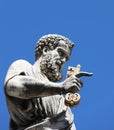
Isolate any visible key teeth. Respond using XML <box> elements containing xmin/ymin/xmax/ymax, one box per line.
<box><xmin>77</xmin><ymin>64</ymin><xmax>81</xmax><ymax>68</ymax></box>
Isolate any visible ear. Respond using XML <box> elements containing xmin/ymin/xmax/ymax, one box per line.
<box><xmin>43</xmin><ymin>46</ymin><xmax>49</xmax><ymax>55</ymax></box>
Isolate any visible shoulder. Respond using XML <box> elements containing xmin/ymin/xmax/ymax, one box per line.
<box><xmin>4</xmin><ymin>59</ymin><xmax>33</xmax><ymax>84</ymax></box>
<box><xmin>8</xmin><ymin>59</ymin><xmax>32</xmax><ymax>72</ymax></box>
<box><xmin>10</xmin><ymin>59</ymin><xmax>32</xmax><ymax>67</ymax></box>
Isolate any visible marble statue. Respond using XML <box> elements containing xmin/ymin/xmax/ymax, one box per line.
<box><xmin>4</xmin><ymin>34</ymin><xmax>92</xmax><ymax>130</ymax></box>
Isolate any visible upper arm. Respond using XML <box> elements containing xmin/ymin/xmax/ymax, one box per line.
<box><xmin>4</xmin><ymin>60</ymin><xmax>32</xmax><ymax>96</ymax></box>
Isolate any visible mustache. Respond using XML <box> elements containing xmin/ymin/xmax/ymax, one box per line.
<box><xmin>55</xmin><ymin>59</ymin><xmax>64</xmax><ymax>69</ymax></box>
<box><xmin>45</xmin><ymin>58</ymin><xmax>64</xmax><ymax>70</ymax></box>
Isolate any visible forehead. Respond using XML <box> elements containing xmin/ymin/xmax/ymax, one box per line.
<box><xmin>58</xmin><ymin>40</ymin><xmax>70</xmax><ymax>50</ymax></box>
<box><xmin>58</xmin><ymin>40</ymin><xmax>71</xmax><ymax>57</ymax></box>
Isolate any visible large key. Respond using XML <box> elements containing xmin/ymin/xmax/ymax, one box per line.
<box><xmin>65</xmin><ymin>65</ymin><xmax>81</xmax><ymax>107</ymax></box>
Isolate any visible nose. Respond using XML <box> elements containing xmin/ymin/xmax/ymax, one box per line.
<box><xmin>60</xmin><ymin>58</ymin><xmax>66</xmax><ymax>67</ymax></box>
<box><xmin>61</xmin><ymin>57</ymin><xmax>66</xmax><ymax>63</ymax></box>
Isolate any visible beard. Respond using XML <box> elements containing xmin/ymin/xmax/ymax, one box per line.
<box><xmin>40</xmin><ymin>54</ymin><xmax>63</xmax><ymax>82</ymax></box>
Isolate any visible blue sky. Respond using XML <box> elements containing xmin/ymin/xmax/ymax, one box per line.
<box><xmin>0</xmin><ymin>0</ymin><xmax>114</xmax><ymax>130</ymax></box>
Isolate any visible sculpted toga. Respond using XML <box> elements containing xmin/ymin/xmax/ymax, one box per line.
<box><xmin>4</xmin><ymin>34</ymin><xmax>91</xmax><ymax>130</ymax></box>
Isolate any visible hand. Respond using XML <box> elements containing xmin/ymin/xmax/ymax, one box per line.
<box><xmin>62</xmin><ymin>71</ymin><xmax>92</xmax><ymax>94</ymax></box>
<box><xmin>62</xmin><ymin>75</ymin><xmax>83</xmax><ymax>93</ymax></box>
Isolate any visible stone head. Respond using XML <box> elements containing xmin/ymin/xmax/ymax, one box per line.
<box><xmin>35</xmin><ymin>34</ymin><xmax>74</xmax><ymax>82</ymax></box>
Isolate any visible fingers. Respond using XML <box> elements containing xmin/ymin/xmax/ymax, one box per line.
<box><xmin>72</xmin><ymin>78</ymin><xmax>83</xmax><ymax>92</ymax></box>
<box><xmin>64</xmin><ymin>71</ymin><xmax>92</xmax><ymax>93</ymax></box>
<box><xmin>75</xmin><ymin>71</ymin><xmax>93</xmax><ymax>78</ymax></box>
<box><xmin>75</xmin><ymin>78</ymin><xmax>83</xmax><ymax>87</ymax></box>
<box><xmin>71</xmin><ymin>75</ymin><xmax>83</xmax><ymax>86</ymax></box>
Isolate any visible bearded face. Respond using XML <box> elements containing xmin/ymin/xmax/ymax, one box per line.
<box><xmin>40</xmin><ymin>54</ymin><xmax>63</xmax><ymax>82</ymax></box>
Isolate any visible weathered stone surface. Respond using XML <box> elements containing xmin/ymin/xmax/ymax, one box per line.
<box><xmin>4</xmin><ymin>34</ymin><xmax>92</xmax><ymax>130</ymax></box>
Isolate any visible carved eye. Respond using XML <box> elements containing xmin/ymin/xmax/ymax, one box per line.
<box><xmin>58</xmin><ymin>49</ymin><xmax>66</xmax><ymax>58</ymax></box>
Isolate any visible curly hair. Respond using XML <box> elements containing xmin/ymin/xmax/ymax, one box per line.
<box><xmin>35</xmin><ymin>34</ymin><xmax>74</xmax><ymax>60</ymax></box>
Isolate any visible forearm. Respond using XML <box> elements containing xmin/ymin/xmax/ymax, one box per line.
<box><xmin>5</xmin><ymin>76</ymin><xmax>64</xmax><ymax>99</ymax></box>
